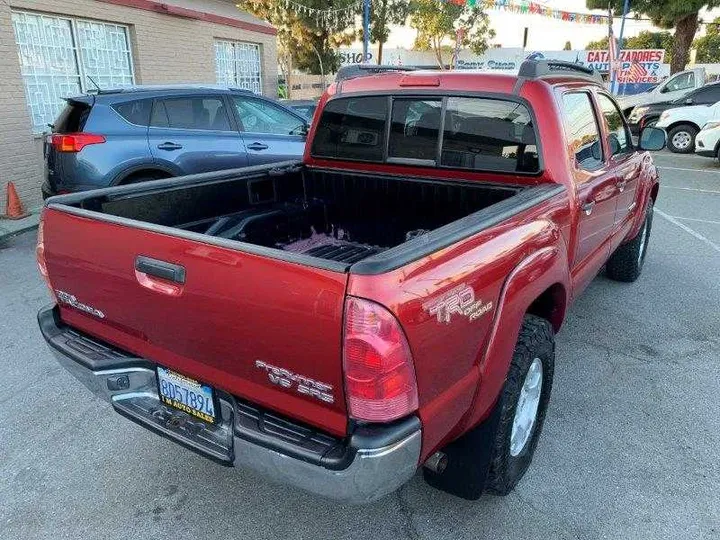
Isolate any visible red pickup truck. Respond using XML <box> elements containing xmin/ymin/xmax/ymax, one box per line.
<box><xmin>37</xmin><ymin>60</ymin><xmax>665</xmax><ymax>503</ymax></box>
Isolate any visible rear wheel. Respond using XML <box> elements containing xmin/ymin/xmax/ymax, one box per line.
<box><xmin>606</xmin><ymin>202</ymin><xmax>653</xmax><ymax>282</ymax></box>
<box><xmin>667</xmin><ymin>124</ymin><xmax>698</xmax><ymax>153</ymax></box>
<box><xmin>485</xmin><ymin>315</ymin><xmax>555</xmax><ymax>495</ymax></box>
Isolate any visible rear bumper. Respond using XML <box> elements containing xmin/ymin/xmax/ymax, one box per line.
<box><xmin>38</xmin><ymin>305</ymin><xmax>420</xmax><ymax>503</ymax></box>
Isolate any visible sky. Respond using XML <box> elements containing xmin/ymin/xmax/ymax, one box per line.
<box><xmin>373</xmin><ymin>0</ymin><xmax>720</xmax><ymax>51</ymax></box>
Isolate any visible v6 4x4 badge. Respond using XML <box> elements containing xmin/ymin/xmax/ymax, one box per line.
<box><xmin>423</xmin><ymin>284</ymin><xmax>492</xmax><ymax>324</ymax></box>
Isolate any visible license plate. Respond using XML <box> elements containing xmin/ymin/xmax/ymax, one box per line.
<box><xmin>157</xmin><ymin>367</ymin><xmax>217</xmax><ymax>423</ymax></box>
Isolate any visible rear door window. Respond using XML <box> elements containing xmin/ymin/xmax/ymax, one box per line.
<box><xmin>441</xmin><ymin>98</ymin><xmax>539</xmax><ymax>173</ymax></box>
<box><xmin>311</xmin><ymin>96</ymin><xmax>388</xmax><ymax>162</ymax></box>
<box><xmin>113</xmin><ymin>99</ymin><xmax>152</xmax><ymax>126</ymax></box>
<box><xmin>150</xmin><ymin>97</ymin><xmax>232</xmax><ymax>131</ymax></box>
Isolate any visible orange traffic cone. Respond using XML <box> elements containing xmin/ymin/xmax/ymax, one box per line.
<box><xmin>2</xmin><ymin>182</ymin><xmax>29</xmax><ymax>220</ymax></box>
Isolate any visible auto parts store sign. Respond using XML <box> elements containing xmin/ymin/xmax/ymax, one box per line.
<box><xmin>585</xmin><ymin>49</ymin><xmax>665</xmax><ymax>83</ymax></box>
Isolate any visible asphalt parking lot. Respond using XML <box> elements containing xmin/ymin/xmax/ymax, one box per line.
<box><xmin>1</xmin><ymin>151</ymin><xmax>718</xmax><ymax>540</ymax></box>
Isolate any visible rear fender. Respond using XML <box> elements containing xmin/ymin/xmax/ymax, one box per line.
<box><xmin>109</xmin><ymin>161</ymin><xmax>181</xmax><ymax>186</ymax></box>
<box><xmin>462</xmin><ymin>237</ymin><xmax>570</xmax><ymax>430</ymax></box>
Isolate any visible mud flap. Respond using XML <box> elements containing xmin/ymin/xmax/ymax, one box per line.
<box><xmin>422</xmin><ymin>396</ymin><xmax>504</xmax><ymax>500</ymax></box>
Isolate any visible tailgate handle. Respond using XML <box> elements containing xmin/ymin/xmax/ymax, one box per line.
<box><xmin>135</xmin><ymin>256</ymin><xmax>186</xmax><ymax>284</ymax></box>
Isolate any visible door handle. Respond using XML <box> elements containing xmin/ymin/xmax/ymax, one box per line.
<box><xmin>134</xmin><ymin>256</ymin><xmax>185</xmax><ymax>296</ymax></box>
<box><xmin>157</xmin><ymin>142</ymin><xmax>183</xmax><ymax>151</ymax></box>
<box><xmin>246</xmin><ymin>142</ymin><xmax>269</xmax><ymax>151</ymax></box>
<box><xmin>135</xmin><ymin>256</ymin><xmax>185</xmax><ymax>283</ymax></box>
<box><xmin>581</xmin><ymin>201</ymin><xmax>596</xmax><ymax>216</ymax></box>
<box><xmin>616</xmin><ymin>179</ymin><xmax>628</xmax><ymax>193</ymax></box>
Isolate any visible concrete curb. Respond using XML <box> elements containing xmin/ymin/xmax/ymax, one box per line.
<box><xmin>0</xmin><ymin>212</ymin><xmax>40</xmax><ymax>243</ymax></box>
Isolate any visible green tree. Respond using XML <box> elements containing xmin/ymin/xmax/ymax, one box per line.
<box><xmin>237</xmin><ymin>0</ymin><xmax>356</xmax><ymax>75</ymax></box>
<box><xmin>586</xmin><ymin>0</ymin><xmax>720</xmax><ymax>73</ymax></box>
<box><xmin>563</xmin><ymin>41</ymin><xmax>572</xmax><ymax>50</ymax></box>
<box><xmin>410</xmin><ymin>0</ymin><xmax>495</xmax><ymax>69</ymax></box>
<box><xmin>585</xmin><ymin>36</ymin><xmax>611</xmax><ymax>50</ymax></box>
<box><xmin>693</xmin><ymin>17</ymin><xmax>720</xmax><ymax>62</ymax></box>
<box><xmin>587</xmin><ymin>31</ymin><xmax>674</xmax><ymax>64</ymax></box>
<box><xmin>359</xmin><ymin>0</ymin><xmax>411</xmax><ymax>64</ymax></box>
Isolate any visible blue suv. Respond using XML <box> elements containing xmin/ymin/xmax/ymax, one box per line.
<box><xmin>43</xmin><ymin>86</ymin><xmax>309</xmax><ymax>198</ymax></box>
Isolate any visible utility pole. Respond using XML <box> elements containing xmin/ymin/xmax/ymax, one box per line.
<box><xmin>616</xmin><ymin>0</ymin><xmax>631</xmax><ymax>95</ymax></box>
<box><xmin>363</xmin><ymin>0</ymin><xmax>371</xmax><ymax>63</ymax></box>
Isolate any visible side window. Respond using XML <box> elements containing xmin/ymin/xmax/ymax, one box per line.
<box><xmin>441</xmin><ymin>97</ymin><xmax>539</xmax><ymax>173</ymax></box>
<box><xmin>662</xmin><ymin>72</ymin><xmax>695</xmax><ymax>93</ymax></box>
<box><xmin>692</xmin><ymin>86</ymin><xmax>720</xmax><ymax>104</ymax></box>
<box><xmin>597</xmin><ymin>93</ymin><xmax>632</xmax><ymax>158</ymax></box>
<box><xmin>561</xmin><ymin>92</ymin><xmax>603</xmax><ymax>172</ymax></box>
<box><xmin>113</xmin><ymin>99</ymin><xmax>152</xmax><ymax>126</ymax></box>
<box><xmin>232</xmin><ymin>97</ymin><xmax>305</xmax><ymax>135</ymax></box>
<box><xmin>310</xmin><ymin>96</ymin><xmax>387</xmax><ymax>162</ymax></box>
<box><xmin>388</xmin><ymin>98</ymin><xmax>442</xmax><ymax>161</ymax></box>
<box><xmin>150</xmin><ymin>97</ymin><xmax>232</xmax><ymax>131</ymax></box>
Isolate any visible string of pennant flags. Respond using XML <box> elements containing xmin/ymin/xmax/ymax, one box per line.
<box><xmin>277</xmin><ymin>0</ymin><xmax>364</xmax><ymax>29</ymax></box>
<box><xmin>275</xmin><ymin>0</ymin><xmax>613</xmax><ymax>29</ymax></box>
<box><xmin>454</xmin><ymin>0</ymin><xmax>611</xmax><ymax>25</ymax></box>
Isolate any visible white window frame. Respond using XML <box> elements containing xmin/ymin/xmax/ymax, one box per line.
<box><xmin>12</xmin><ymin>10</ymin><xmax>135</xmax><ymax>133</ymax></box>
<box><xmin>215</xmin><ymin>39</ymin><xmax>263</xmax><ymax>94</ymax></box>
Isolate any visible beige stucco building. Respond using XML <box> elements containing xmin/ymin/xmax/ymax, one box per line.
<box><xmin>0</xmin><ymin>0</ymin><xmax>277</xmax><ymax>209</ymax></box>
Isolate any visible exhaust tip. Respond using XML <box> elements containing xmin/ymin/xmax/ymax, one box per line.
<box><xmin>423</xmin><ymin>451</ymin><xmax>448</xmax><ymax>474</ymax></box>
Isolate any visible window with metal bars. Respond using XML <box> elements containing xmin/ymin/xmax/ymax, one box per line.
<box><xmin>215</xmin><ymin>40</ymin><xmax>263</xmax><ymax>94</ymax></box>
<box><xmin>11</xmin><ymin>11</ymin><xmax>134</xmax><ymax>133</ymax></box>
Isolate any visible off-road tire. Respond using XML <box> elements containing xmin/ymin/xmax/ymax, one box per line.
<box><xmin>667</xmin><ymin>124</ymin><xmax>698</xmax><ymax>154</ymax></box>
<box><xmin>606</xmin><ymin>202</ymin><xmax>653</xmax><ymax>283</ymax></box>
<box><xmin>485</xmin><ymin>315</ymin><xmax>555</xmax><ymax>496</ymax></box>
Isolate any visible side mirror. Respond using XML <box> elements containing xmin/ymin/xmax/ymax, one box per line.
<box><xmin>685</xmin><ymin>97</ymin><xmax>694</xmax><ymax>105</ymax></box>
<box><xmin>291</xmin><ymin>122</ymin><xmax>310</xmax><ymax>137</ymax></box>
<box><xmin>590</xmin><ymin>140</ymin><xmax>602</xmax><ymax>161</ymax></box>
<box><xmin>638</xmin><ymin>126</ymin><xmax>666</xmax><ymax>151</ymax></box>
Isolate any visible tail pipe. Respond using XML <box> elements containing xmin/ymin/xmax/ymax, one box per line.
<box><xmin>423</xmin><ymin>451</ymin><xmax>448</xmax><ymax>474</ymax></box>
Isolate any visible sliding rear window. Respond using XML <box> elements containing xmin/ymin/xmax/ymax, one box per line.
<box><xmin>311</xmin><ymin>95</ymin><xmax>540</xmax><ymax>174</ymax></box>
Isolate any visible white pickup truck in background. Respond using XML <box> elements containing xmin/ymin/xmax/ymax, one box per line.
<box><xmin>617</xmin><ymin>67</ymin><xmax>707</xmax><ymax>115</ymax></box>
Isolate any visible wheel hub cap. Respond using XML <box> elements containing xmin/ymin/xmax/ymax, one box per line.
<box><xmin>672</xmin><ymin>132</ymin><xmax>692</xmax><ymax>149</ymax></box>
<box><xmin>510</xmin><ymin>358</ymin><xmax>543</xmax><ymax>457</ymax></box>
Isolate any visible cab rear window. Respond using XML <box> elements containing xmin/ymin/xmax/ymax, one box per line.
<box><xmin>311</xmin><ymin>95</ymin><xmax>540</xmax><ymax>174</ymax></box>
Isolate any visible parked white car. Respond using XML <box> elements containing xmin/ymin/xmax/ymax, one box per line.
<box><xmin>694</xmin><ymin>121</ymin><xmax>720</xmax><ymax>160</ymax></box>
<box><xmin>656</xmin><ymin>101</ymin><xmax>720</xmax><ymax>153</ymax></box>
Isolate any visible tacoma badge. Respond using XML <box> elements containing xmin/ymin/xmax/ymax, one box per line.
<box><xmin>55</xmin><ymin>290</ymin><xmax>105</xmax><ymax>319</ymax></box>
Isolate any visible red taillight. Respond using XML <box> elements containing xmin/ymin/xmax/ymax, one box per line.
<box><xmin>50</xmin><ymin>133</ymin><xmax>105</xmax><ymax>153</ymax></box>
<box><xmin>343</xmin><ymin>297</ymin><xmax>418</xmax><ymax>422</ymax></box>
<box><xmin>36</xmin><ymin>217</ymin><xmax>57</xmax><ymax>302</ymax></box>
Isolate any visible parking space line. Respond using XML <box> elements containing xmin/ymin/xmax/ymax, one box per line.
<box><xmin>662</xmin><ymin>186</ymin><xmax>720</xmax><ymax>195</ymax></box>
<box><xmin>657</xmin><ymin>166</ymin><xmax>720</xmax><ymax>174</ymax></box>
<box><xmin>655</xmin><ymin>208</ymin><xmax>720</xmax><ymax>254</ymax></box>
<box><xmin>672</xmin><ymin>216</ymin><xmax>720</xmax><ymax>226</ymax></box>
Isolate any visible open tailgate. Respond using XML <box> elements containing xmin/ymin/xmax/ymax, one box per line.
<box><xmin>42</xmin><ymin>208</ymin><xmax>349</xmax><ymax>436</ymax></box>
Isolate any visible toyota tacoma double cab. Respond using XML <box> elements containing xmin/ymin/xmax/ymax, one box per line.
<box><xmin>37</xmin><ymin>60</ymin><xmax>665</xmax><ymax>503</ymax></box>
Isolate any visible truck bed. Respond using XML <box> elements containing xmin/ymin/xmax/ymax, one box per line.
<box><xmin>52</xmin><ymin>162</ymin><xmax>561</xmax><ymax>274</ymax></box>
